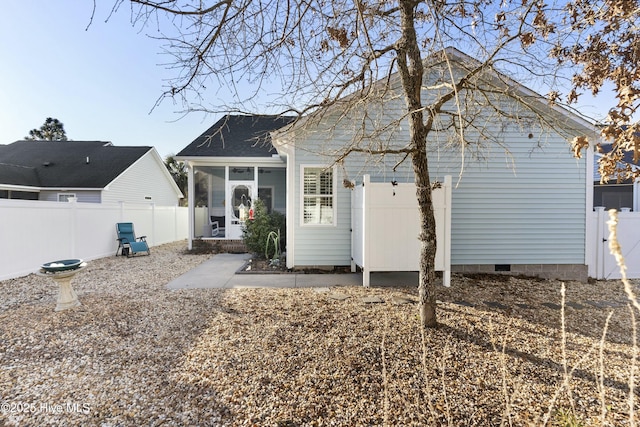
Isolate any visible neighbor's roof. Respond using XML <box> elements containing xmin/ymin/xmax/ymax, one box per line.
<box><xmin>598</xmin><ymin>143</ymin><xmax>640</xmax><ymax>166</ymax></box>
<box><xmin>593</xmin><ymin>144</ymin><xmax>640</xmax><ymax>182</ymax></box>
<box><xmin>176</xmin><ymin>114</ymin><xmax>296</xmax><ymax>158</ymax></box>
<box><xmin>0</xmin><ymin>140</ymin><xmax>152</xmax><ymax>189</ymax></box>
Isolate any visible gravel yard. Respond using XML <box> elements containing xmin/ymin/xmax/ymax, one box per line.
<box><xmin>1</xmin><ymin>241</ymin><xmax>638</xmax><ymax>426</ymax></box>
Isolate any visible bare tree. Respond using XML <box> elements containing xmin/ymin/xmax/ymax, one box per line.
<box><xmin>117</xmin><ymin>0</ymin><xmax>596</xmax><ymax>328</ymax></box>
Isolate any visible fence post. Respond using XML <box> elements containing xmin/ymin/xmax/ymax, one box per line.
<box><xmin>151</xmin><ymin>202</ymin><xmax>156</xmax><ymax>247</ymax></box>
<box><xmin>70</xmin><ymin>198</ymin><xmax>78</xmax><ymax>258</ymax></box>
<box><xmin>594</xmin><ymin>206</ymin><xmax>606</xmax><ymax>279</ymax></box>
<box><xmin>362</xmin><ymin>174</ymin><xmax>370</xmax><ymax>287</ymax></box>
<box><xmin>442</xmin><ymin>175</ymin><xmax>452</xmax><ymax>287</ymax></box>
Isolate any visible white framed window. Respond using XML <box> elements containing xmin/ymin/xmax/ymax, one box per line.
<box><xmin>58</xmin><ymin>193</ymin><xmax>76</xmax><ymax>202</ymax></box>
<box><xmin>301</xmin><ymin>165</ymin><xmax>335</xmax><ymax>226</ymax></box>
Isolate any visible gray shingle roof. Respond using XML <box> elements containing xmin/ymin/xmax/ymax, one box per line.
<box><xmin>0</xmin><ymin>141</ymin><xmax>152</xmax><ymax>188</ymax></box>
<box><xmin>177</xmin><ymin>115</ymin><xmax>295</xmax><ymax>158</ymax></box>
<box><xmin>599</xmin><ymin>143</ymin><xmax>640</xmax><ymax>166</ymax></box>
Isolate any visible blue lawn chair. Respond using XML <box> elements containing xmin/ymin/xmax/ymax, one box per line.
<box><xmin>116</xmin><ymin>222</ymin><xmax>150</xmax><ymax>257</ymax></box>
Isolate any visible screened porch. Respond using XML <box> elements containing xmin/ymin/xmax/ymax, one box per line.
<box><xmin>192</xmin><ymin>165</ymin><xmax>286</xmax><ymax>240</ymax></box>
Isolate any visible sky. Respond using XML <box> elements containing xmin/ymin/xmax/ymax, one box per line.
<box><xmin>0</xmin><ymin>1</ymin><xmax>215</xmax><ymax>158</ymax></box>
<box><xmin>0</xmin><ymin>1</ymin><xmax>620</xmax><ymax>160</ymax></box>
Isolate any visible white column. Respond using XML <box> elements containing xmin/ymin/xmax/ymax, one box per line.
<box><xmin>187</xmin><ymin>163</ymin><xmax>195</xmax><ymax>250</ymax></box>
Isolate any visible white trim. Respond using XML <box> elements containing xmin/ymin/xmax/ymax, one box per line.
<box><xmin>271</xmin><ymin>132</ymin><xmax>297</xmax><ymax>267</ymax></box>
<box><xmin>0</xmin><ymin>185</ymin><xmax>104</xmax><ymax>192</ymax></box>
<box><xmin>285</xmin><ymin>149</ymin><xmax>295</xmax><ymax>268</ymax></box>
<box><xmin>299</xmin><ymin>164</ymin><xmax>337</xmax><ymax>227</ymax></box>
<box><xmin>187</xmin><ymin>162</ymin><xmax>195</xmax><ymax>250</ymax></box>
<box><xmin>175</xmin><ymin>156</ymin><xmax>286</xmax><ymax>167</ymax></box>
<box><xmin>225</xmin><ymin>166</ymin><xmax>230</xmax><ymax>234</ymax></box>
<box><xmin>48</xmin><ymin>187</ymin><xmax>104</xmax><ymax>191</ymax></box>
<box><xmin>585</xmin><ymin>146</ymin><xmax>595</xmax><ymax>277</ymax></box>
<box><xmin>0</xmin><ymin>184</ymin><xmax>42</xmax><ymax>192</ymax></box>
<box><xmin>226</xmin><ymin>179</ymin><xmax>257</xmax><ymax>239</ymax></box>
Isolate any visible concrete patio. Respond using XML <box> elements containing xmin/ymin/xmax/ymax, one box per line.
<box><xmin>166</xmin><ymin>253</ymin><xmax>420</xmax><ymax>289</ymax></box>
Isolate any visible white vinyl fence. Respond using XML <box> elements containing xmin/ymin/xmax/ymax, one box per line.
<box><xmin>592</xmin><ymin>207</ymin><xmax>640</xmax><ymax>280</ymax></box>
<box><xmin>351</xmin><ymin>175</ymin><xmax>452</xmax><ymax>287</ymax></box>
<box><xmin>0</xmin><ymin>199</ymin><xmax>188</xmax><ymax>281</ymax></box>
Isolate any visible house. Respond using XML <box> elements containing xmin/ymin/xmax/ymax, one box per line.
<box><xmin>0</xmin><ymin>140</ymin><xmax>183</xmax><ymax>205</ymax></box>
<box><xmin>177</xmin><ymin>49</ymin><xmax>598</xmax><ymax>281</ymax></box>
<box><xmin>593</xmin><ymin>144</ymin><xmax>640</xmax><ymax>211</ymax></box>
<box><xmin>176</xmin><ymin>115</ymin><xmax>294</xmax><ymax>240</ymax></box>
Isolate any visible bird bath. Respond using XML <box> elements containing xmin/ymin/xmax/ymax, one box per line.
<box><xmin>37</xmin><ymin>259</ymin><xmax>86</xmax><ymax>311</ymax></box>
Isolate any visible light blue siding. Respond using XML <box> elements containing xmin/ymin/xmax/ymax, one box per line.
<box><xmin>422</xmin><ymin>134</ymin><xmax>586</xmax><ymax>265</ymax></box>
<box><xmin>281</xmin><ymin>67</ymin><xmax>590</xmax><ymax>268</ymax></box>
<box><xmin>291</xmin><ymin>150</ymin><xmax>352</xmax><ymax>266</ymax></box>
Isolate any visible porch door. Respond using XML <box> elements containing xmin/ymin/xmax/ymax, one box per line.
<box><xmin>227</xmin><ymin>180</ymin><xmax>256</xmax><ymax>239</ymax></box>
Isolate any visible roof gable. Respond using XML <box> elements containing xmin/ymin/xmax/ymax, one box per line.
<box><xmin>0</xmin><ymin>141</ymin><xmax>152</xmax><ymax>189</ymax></box>
<box><xmin>177</xmin><ymin>114</ymin><xmax>296</xmax><ymax>158</ymax></box>
<box><xmin>273</xmin><ymin>47</ymin><xmax>596</xmax><ymax>145</ymax></box>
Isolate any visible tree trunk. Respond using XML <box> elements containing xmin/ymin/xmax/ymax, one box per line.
<box><xmin>397</xmin><ymin>0</ymin><xmax>438</xmax><ymax>328</ymax></box>
<box><xmin>412</xmin><ymin>147</ymin><xmax>438</xmax><ymax>328</ymax></box>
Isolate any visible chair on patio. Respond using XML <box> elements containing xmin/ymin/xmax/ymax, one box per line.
<box><xmin>209</xmin><ymin>215</ymin><xmax>225</xmax><ymax>237</ymax></box>
<box><xmin>208</xmin><ymin>207</ymin><xmax>226</xmax><ymax>237</ymax></box>
<box><xmin>115</xmin><ymin>222</ymin><xmax>150</xmax><ymax>257</ymax></box>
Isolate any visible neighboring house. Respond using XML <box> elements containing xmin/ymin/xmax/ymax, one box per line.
<box><xmin>0</xmin><ymin>140</ymin><xmax>183</xmax><ymax>205</ymax></box>
<box><xmin>176</xmin><ymin>115</ymin><xmax>295</xmax><ymax>239</ymax></box>
<box><xmin>177</xmin><ymin>49</ymin><xmax>598</xmax><ymax>281</ymax></box>
<box><xmin>593</xmin><ymin>144</ymin><xmax>640</xmax><ymax>211</ymax></box>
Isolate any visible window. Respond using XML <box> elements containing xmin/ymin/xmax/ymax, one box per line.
<box><xmin>594</xmin><ymin>184</ymin><xmax>634</xmax><ymax>211</ymax></box>
<box><xmin>58</xmin><ymin>193</ymin><xmax>76</xmax><ymax>202</ymax></box>
<box><xmin>302</xmin><ymin>166</ymin><xmax>335</xmax><ymax>225</ymax></box>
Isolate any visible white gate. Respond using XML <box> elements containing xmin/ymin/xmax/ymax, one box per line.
<box><xmin>351</xmin><ymin>175</ymin><xmax>452</xmax><ymax>287</ymax></box>
<box><xmin>593</xmin><ymin>207</ymin><xmax>640</xmax><ymax>279</ymax></box>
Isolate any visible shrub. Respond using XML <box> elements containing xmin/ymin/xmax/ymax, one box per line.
<box><xmin>242</xmin><ymin>199</ymin><xmax>286</xmax><ymax>259</ymax></box>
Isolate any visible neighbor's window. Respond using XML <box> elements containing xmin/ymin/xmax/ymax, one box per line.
<box><xmin>302</xmin><ymin>166</ymin><xmax>335</xmax><ymax>225</ymax></box>
<box><xmin>58</xmin><ymin>193</ymin><xmax>76</xmax><ymax>202</ymax></box>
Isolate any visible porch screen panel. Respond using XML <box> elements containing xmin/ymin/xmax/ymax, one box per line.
<box><xmin>303</xmin><ymin>168</ymin><xmax>334</xmax><ymax>225</ymax></box>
